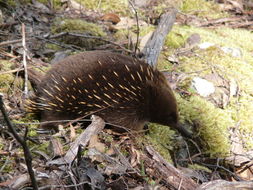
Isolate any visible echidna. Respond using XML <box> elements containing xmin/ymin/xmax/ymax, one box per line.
<box><xmin>26</xmin><ymin>51</ymin><xmax>190</xmax><ymax>136</ymax></box>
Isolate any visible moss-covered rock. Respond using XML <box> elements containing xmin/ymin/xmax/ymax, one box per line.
<box><xmin>146</xmin><ymin>123</ymin><xmax>176</xmax><ymax>161</ymax></box>
<box><xmin>0</xmin><ymin>0</ymin><xmax>45</xmax><ymax>7</ymax></box>
<box><xmin>78</xmin><ymin>0</ymin><xmax>129</xmax><ymax>15</ymax></box>
<box><xmin>180</xmin><ymin>0</ymin><xmax>226</xmax><ymax>19</ymax></box>
<box><xmin>164</xmin><ymin>25</ymin><xmax>190</xmax><ymax>50</ymax></box>
<box><xmin>159</xmin><ymin>25</ymin><xmax>253</xmax><ymax>156</ymax></box>
<box><xmin>0</xmin><ymin>60</ymin><xmax>15</xmax><ymax>92</ymax></box>
<box><xmin>37</xmin><ymin>0</ymin><xmax>62</xmax><ymax>9</ymax></box>
<box><xmin>177</xmin><ymin>94</ymin><xmax>232</xmax><ymax>156</ymax></box>
<box><xmin>51</xmin><ymin>18</ymin><xmax>107</xmax><ymax>49</ymax></box>
<box><xmin>227</xmin><ymin>94</ymin><xmax>253</xmax><ymax>149</ymax></box>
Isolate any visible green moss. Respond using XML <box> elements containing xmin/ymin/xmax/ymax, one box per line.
<box><xmin>29</xmin><ymin>141</ymin><xmax>50</xmax><ymax>155</ymax></box>
<box><xmin>113</xmin><ymin>29</ymin><xmax>136</xmax><ymax>44</ymax></box>
<box><xmin>146</xmin><ymin>123</ymin><xmax>176</xmax><ymax>161</ymax></box>
<box><xmin>19</xmin><ymin>0</ymin><xmax>31</xmax><ymax>4</ymax></box>
<box><xmin>227</xmin><ymin>95</ymin><xmax>253</xmax><ymax>149</ymax></box>
<box><xmin>213</xmin><ymin>28</ymin><xmax>253</xmax><ymax>64</ymax></box>
<box><xmin>164</xmin><ymin>25</ymin><xmax>245</xmax><ymax>50</ymax></box>
<box><xmin>13</xmin><ymin>117</ymin><xmax>39</xmax><ymax>137</ymax></box>
<box><xmin>36</xmin><ymin>0</ymin><xmax>48</xmax><ymax>4</ymax></box>
<box><xmin>188</xmin><ymin>164</ymin><xmax>212</xmax><ymax>173</ymax></box>
<box><xmin>171</xmin><ymin>26</ymin><xmax>253</xmax><ymax>58</ymax></box>
<box><xmin>0</xmin><ymin>74</ymin><xmax>14</xmax><ymax>92</ymax></box>
<box><xmin>165</xmin><ymin>26</ymin><xmax>253</xmax><ymax>95</ymax></box>
<box><xmin>104</xmin><ymin>134</ymin><xmax>113</xmax><ymax>143</ymax></box>
<box><xmin>0</xmin><ymin>75</ymin><xmax>34</xmax><ymax>94</ymax></box>
<box><xmin>2</xmin><ymin>0</ymin><xmax>61</xmax><ymax>8</ymax></box>
<box><xmin>165</xmin><ymin>31</ymin><xmax>185</xmax><ymax>49</ymax></box>
<box><xmin>119</xmin><ymin>146</ymin><xmax>130</xmax><ymax>157</ymax></box>
<box><xmin>79</xmin><ymin>0</ymin><xmax>129</xmax><ymax>15</ymax></box>
<box><xmin>12</xmin><ymin>118</ymin><xmax>50</xmax><ymax>155</ymax></box>
<box><xmin>51</xmin><ymin>18</ymin><xmax>107</xmax><ymax>49</ymax></box>
<box><xmin>0</xmin><ymin>60</ymin><xmax>35</xmax><ymax>93</ymax></box>
<box><xmin>3</xmin><ymin>0</ymin><xmax>17</xmax><ymax>6</ymax></box>
<box><xmin>164</xmin><ymin>25</ymin><xmax>194</xmax><ymax>49</ymax></box>
<box><xmin>28</xmin><ymin>127</ymin><xmax>38</xmax><ymax>137</ymax></box>
<box><xmin>157</xmin><ymin>59</ymin><xmax>171</xmax><ymax>71</ymax></box>
<box><xmin>0</xmin><ymin>60</ymin><xmax>15</xmax><ymax>92</ymax></box>
<box><xmin>63</xmin><ymin>143</ymin><xmax>70</xmax><ymax>152</ymax></box>
<box><xmin>37</xmin><ymin>141</ymin><xmax>50</xmax><ymax>152</ymax></box>
<box><xmin>153</xmin><ymin>3</ymin><xmax>172</xmax><ymax>16</ymax></box>
<box><xmin>45</xmin><ymin>43</ymin><xmax>62</xmax><ymax>51</ymax></box>
<box><xmin>0</xmin><ymin>60</ymin><xmax>13</xmax><ymax>70</ymax></box>
<box><xmin>37</xmin><ymin>0</ymin><xmax>61</xmax><ymax>8</ymax></box>
<box><xmin>180</xmin><ymin>0</ymin><xmax>226</xmax><ymax>19</ymax></box>
<box><xmin>1</xmin><ymin>0</ymin><xmax>33</xmax><ymax>7</ymax></box>
<box><xmin>178</xmin><ymin>47</ymin><xmax>253</xmax><ymax>95</ymax></box>
<box><xmin>139</xmin><ymin>25</ymin><xmax>155</xmax><ymax>37</ymax></box>
<box><xmin>160</xmin><ymin>25</ymin><xmax>253</xmax><ymax>155</ymax></box>
<box><xmin>0</xmin><ymin>156</ymin><xmax>14</xmax><ymax>173</ymax></box>
<box><xmin>52</xmin><ymin>18</ymin><xmax>106</xmax><ymax>36</ymax></box>
<box><xmin>176</xmin><ymin>94</ymin><xmax>232</xmax><ymax>156</ymax></box>
<box><xmin>215</xmin><ymin>28</ymin><xmax>253</xmax><ymax>52</ymax></box>
<box><xmin>137</xmin><ymin>0</ymin><xmax>180</xmax><ymax>22</ymax></box>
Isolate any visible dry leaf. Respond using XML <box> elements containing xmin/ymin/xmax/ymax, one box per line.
<box><xmin>69</xmin><ymin>123</ymin><xmax>76</xmax><ymax>141</ymax></box>
<box><xmin>89</xmin><ymin>135</ymin><xmax>106</xmax><ymax>153</ymax></box>
<box><xmin>115</xmin><ymin>17</ymin><xmax>147</xmax><ymax>30</ymax></box>
<box><xmin>49</xmin><ymin>137</ymin><xmax>64</xmax><ymax>157</ymax></box>
<box><xmin>100</xmin><ymin>13</ymin><xmax>121</xmax><ymax>24</ymax></box>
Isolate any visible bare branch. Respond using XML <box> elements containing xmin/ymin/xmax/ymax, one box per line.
<box><xmin>197</xmin><ymin>180</ymin><xmax>253</xmax><ymax>190</ymax></box>
<box><xmin>142</xmin><ymin>9</ymin><xmax>178</xmax><ymax>67</ymax></box>
<box><xmin>129</xmin><ymin>0</ymin><xmax>140</xmax><ymax>55</ymax></box>
<box><xmin>0</xmin><ymin>95</ymin><xmax>38</xmax><ymax>190</ymax></box>
<box><xmin>21</xmin><ymin>23</ymin><xmax>28</xmax><ymax>97</ymax></box>
<box><xmin>48</xmin><ymin>115</ymin><xmax>105</xmax><ymax>165</ymax></box>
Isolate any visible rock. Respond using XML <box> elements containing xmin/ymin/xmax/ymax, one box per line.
<box><xmin>192</xmin><ymin>77</ymin><xmax>215</xmax><ymax>97</ymax></box>
<box><xmin>198</xmin><ymin>42</ymin><xmax>215</xmax><ymax>49</ymax></box>
<box><xmin>221</xmin><ymin>46</ymin><xmax>242</xmax><ymax>58</ymax></box>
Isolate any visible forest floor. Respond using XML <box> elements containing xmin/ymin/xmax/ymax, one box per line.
<box><xmin>0</xmin><ymin>0</ymin><xmax>253</xmax><ymax>189</ymax></box>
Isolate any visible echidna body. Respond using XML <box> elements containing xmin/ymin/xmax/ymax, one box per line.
<box><xmin>27</xmin><ymin>51</ymin><xmax>179</xmax><ymax>131</ymax></box>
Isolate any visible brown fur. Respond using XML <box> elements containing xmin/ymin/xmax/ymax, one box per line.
<box><xmin>27</xmin><ymin>51</ymin><xmax>182</xmax><ymax>133</ymax></box>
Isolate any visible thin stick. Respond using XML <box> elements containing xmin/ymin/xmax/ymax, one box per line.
<box><xmin>0</xmin><ymin>95</ymin><xmax>38</xmax><ymax>190</ymax></box>
<box><xmin>22</xmin><ymin>23</ymin><xmax>28</xmax><ymax>97</ymax></box>
<box><xmin>129</xmin><ymin>0</ymin><xmax>140</xmax><ymax>55</ymax></box>
<box><xmin>0</xmin><ymin>39</ymin><xmax>27</xmax><ymax>47</ymax></box>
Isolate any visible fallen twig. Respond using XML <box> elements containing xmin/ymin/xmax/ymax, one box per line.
<box><xmin>21</xmin><ymin>23</ymin><xmax>28</xmax><ymax>97</ymax></box>
<box><xmin>0</xmin><ymin>39</ymin><xmax>29</xmax><ymax>47</ymax></box>
<box><xmin>0</xmin><ymin>95</ymin><xmax>38</xmax><ymax>190</ymax></box>
<box><xmin>197</xmin><ymin>180</ymin><xmax>253</xmax><ymax>190</ymax></box>
<box><xmin>144</xmin><ymin>145</ymin><xmax>198</xmax><ymax>190</ymax></box>
<box><xmin>129</xmin><ymin>0</ymin><xmax>140</xmax><ymax>55</ymax></box>
<box><xmin>48</xmin><ymin>115</ymin><xmax>105</xmax><ymax>165</ymax></box>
